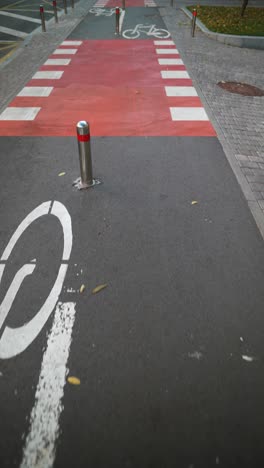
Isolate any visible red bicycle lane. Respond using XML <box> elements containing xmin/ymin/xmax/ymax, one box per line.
<box><xmin>0</xmin><ymin>39</ymin><xmax>215</xmax><ymax>137</ymax></box>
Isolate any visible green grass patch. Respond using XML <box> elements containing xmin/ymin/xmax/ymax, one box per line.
<box><xmin>187</xmin><ymin>6</ymin><xmax>264</xmax><ymax>36</ymax></box>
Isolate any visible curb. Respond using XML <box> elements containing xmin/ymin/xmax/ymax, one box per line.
<box><xmin>181</xmin><ymin>7</ymin><xmax>264</xmax><ymax>50</ymax></box>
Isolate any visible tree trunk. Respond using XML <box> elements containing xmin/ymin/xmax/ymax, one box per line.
<box><xmin>241</xmin><ymin>0</ymin><xmax>249</xmax><ymax>17</ymax></box>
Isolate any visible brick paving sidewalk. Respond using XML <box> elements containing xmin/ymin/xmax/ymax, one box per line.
<box><xmin>159</xmin><ymin>5</ymin><xmax>264</xmax><ymax>235</ymax></box>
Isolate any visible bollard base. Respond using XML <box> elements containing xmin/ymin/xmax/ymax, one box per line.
<box><xmin>73</xmin><ymin>177</ymin><xmax>101</xmax><ymax>190</ymax></box>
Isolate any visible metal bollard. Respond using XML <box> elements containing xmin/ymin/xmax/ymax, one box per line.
<box><xmin>40</xmin><ymin>5</ymin><xmax>46</xmax><ymax>32</ymax></box>
<box><xmin>122</xmin><ymin>0</ymin><xmax>125</xmax><ymax>10</ymax></box>
<box><xmin>115</xmin><ymin>7</ymin><xmax>120</xmax><ymax>35</ymax></box>
<box><xmin>170</xmin><ymin>0</ymin><xmax>173</xmax><ymax>6</ymax></box>
<box><xmin>53</xmin><ymin>0</ymin><xmax>58</xmax><ymax>23</ymax></box>
<box><xmin>73</xmin><ymin>121</ymin><xmax>100</xmax><ymax>190</ymax></box>
<box><xmin>71</xmin><ymin>0</ymin><xmax>74</xmax><ymax>8</ymax></box>
<box><xmin>63</xmin><ymin>0</ymin><xmax>68</xmax><ymax>14</ymax></box>
<box><xmin>191</xmin><ymin>8</ymin><xmax>197</xmax><ymax>37</ymax></box>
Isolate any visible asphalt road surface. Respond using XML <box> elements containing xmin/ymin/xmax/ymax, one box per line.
<box><xmin>1</xmin><ymin>3</ymin><xmax>264</xmax><ymax>468</ymax></box>
<box><xmin>0</xmin><ymin>0</ymin><xmax>73</xmax><ymax>63</ymax></box>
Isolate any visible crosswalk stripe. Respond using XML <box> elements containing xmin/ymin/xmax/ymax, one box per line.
<box><xmin>17</xmin><ymin>87</ymin><xmax>54</xmax><ymax>97</ymax></box>
<box><xmin>32</xmin><ymin>71</ymin><xmax>64</xmax><ymax>79</ymax></box>
<box><xmin>0</xmin><ymin>25</ymin><xmax>27</xmax><ymax>38</ymax></box>
<box><xmin>0</xmin><ymin>10</ymin><xmax>41</xmax><ymax>23</ymax></box>
<box><xmin>170</xmin><ymin>107</ymin><xmax>209</xmax><ymax>121</ymax></box>
<box><xmin>53</xmin><ymin>49</ymin><xmax>78</xmax><ymax>55</ymax></box>
<box><xmin>44</xmin><ymin>59</ymin><xmax>71</xmax><ymax>65</ymax></box>
<box><xmin>0</xmin><ymin>107</ymin><xmax>41</xmax><ymax>120</ymax></box>
<box><xmin>165</xmin><ymin>86</ymin><xmax>198</xmax><ymax>96</ymax></box>
<box><xmin>161</xmin><ymin>70</ymin><xmax>190</xmax><ymax>79</ymax></box>
<box><xmin>156</xmin><ymin>48</ymin><xmax>178</xmax><ymax>54</ymax></box>
<box><xmin>62</xmin><ymin>41</ymin><xmax>82</xmax><ymax>46</ymax></box>
<box><xmin>154</xmin><ymin>40</ymin><xmax>174</xmax><ymax>45</ymax></box>
<box><xmin>158</xmin><ymin>58</ymin><xmax>183</xmax><ymax>65</ymax></box>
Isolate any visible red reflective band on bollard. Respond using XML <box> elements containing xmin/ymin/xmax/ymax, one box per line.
<box><xmin>53</xmin><ymin>1</ymin><xmax>56</xmax><ymax>6</ymax></box>
<box><xmin>116</xmin><ymin>7</ymin><xmax>120</xmax><ymax>14</ymax></box>
<box><xmin>40</xmin><ymin>6</ymin><xmax>44</xmax><ymax>12</ymax></box>
<box><xmin>193</xmin><ymin>10</ymin><xmax>197</xmax><ymax>16</ymax></box>
<box><xmin>77</xmin><ymin>134</ymin><xmax>90</xmax><ymax>142</ymax></box>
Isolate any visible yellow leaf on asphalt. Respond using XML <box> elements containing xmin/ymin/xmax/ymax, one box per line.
<box><xmin>191</xmin><ymin>200</ymin><xmax>198</xmax><ymax>205</ymax></box>
<box><xmin>92</xmin><ymin>283</ymin><xmax>108</xmax><ymax>294</ymax></box>
<box><xmin>58</xmin><ymin>172</ymin><xmax>66</xmax><ymax>177</ymax></box>
<box><xmin>67</xmin><ymin>376</ymin><xmax>80</xmax><ymax>385</ymax></box>
<box><xmin>79</xmin><ymin>284</ymin><xmax>85</xmax><ymax>293</ymax></box>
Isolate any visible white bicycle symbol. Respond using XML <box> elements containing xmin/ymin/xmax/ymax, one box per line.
<box><xmin>89</xmin><ymin>7</ymin><xmax>116</xmax><ymax>16</ymax></box>
<box><xmin>122</xmin><ymin>24</ymin><xmax>170</xmax><ymax>39</ymax></box>
<box><xmin>0</xmin><ymin>201</ymin><xmax>72</xmax><ymax>359</ymax></box>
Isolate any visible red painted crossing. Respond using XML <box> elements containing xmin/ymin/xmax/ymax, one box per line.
<box><xmin>0</xmin><ymin>40</ymin><xmax>216</xmax><ymax>137</ymax></box>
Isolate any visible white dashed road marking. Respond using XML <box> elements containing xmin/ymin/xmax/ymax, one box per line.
<box><xmin>0</xmin><ymin>107</ymin><xmax>41</xmax><ymax>120</ymax></box>
<box><xmin>32</xmin><ymin>71</ymin><xmax>64</xmax><ymax>79</ymax></box>
<box><xmin>53</xmin><ymin>48</ymin><xmax>78</xmax><ymax>55</ymax></box>
<box><xmin>17</xmin><ymin>87</ymin><xmax>54</xmax><ymax>97</ymax></box>
<box><xmin>161</xmin><ymin>70</ymin><xmax>190</xmax><ymax>79</ymax></box>
<box><xmin>44</xmin><ymin>59</ymin><xmax>71</xmax><ymax>65</ymax></box>
<box><xmin>170</xmin><ymin>107</ymin><xmax>209</xmax><ymax>121</ymax></box>
<box><xmin>158</xmin><ymin>58</ymin><xmax>183</xmax><ymax>65</ymax></box>
<box><xmin>62</xmin><ymin>40</ymin><xmax>83</xmax><ymax>46</ymax></box>
<box><xmin>165</xmin><ymin>86</ymin><xmax>198</xmax><ymax>97</ymax></box>
<box><xmin>156</xmin><ymin>48</ymin><xmax>179</xmax><ymax>54</ymax></box>
<box><xmin>154</xmin><ymin>40</ymin><xmax>174</xmax><ymax>45</ymax></box>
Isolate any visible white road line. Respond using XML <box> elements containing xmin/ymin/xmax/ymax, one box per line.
<box><xmin>161</xmin><ymin>70</ymin><xmax>190</xmax><ymax>79</ymax></box>
<box><xmin>32</xmin><ymin>71</ymin><xmax>64</xmax><ymax>79</ymax></box>
<box><xmin>154</xmin><ymin>40</ymin><xmax>174</xmax><ymax>45</ymax></box>
<box><xmin>156</xmin><ymin>48</ymin><xmax>178</xmax><ymax>54</ymax></box>
<box><xmin>53</xmin><ymin>48</ymin><xmax>77</xmax><ymax>55</ymax></box>
<box><xmin>0</xmin><ymin>10</ymin><xmax>41</xmax><ymax>23</ymax></box>
<box><xmin>61</xmin><ymin>40</ymin><xmax>82</xmax><ymax>46</ymax></box>
<box><xmin>0</xmin><ymin>25</ymin><xmax>27</xmax><ymax>38</ymax></box>
<box><xmin>158</xmin><ymin>58</ymin><xmax>183</xmax><ymax>65</ymax></box>
<box><xmin>20</xmin><ymin>302</ymin><xmax>76</xmax><ymax>468</ymax></box>
<box><xmin>17</xmin><ymin>87</ymin><xmax>54</xmax><ymax>97</ymax></box>
<box><xmin>0</xmin><ymin>107</ymin><xmax>41</xmax><ymax>120</ymax></box>
<box><xmin>0</xmin><ymin>201</ymin><xmax>73</xmax><ymax>359</ymax></box>
<box><xmin>120</xmin><ymin>9</ymin><xmax>125</xmax><ymax>33</ymax></box>
<box><xmin>165</xmin><ymin>86</ymin><xmax>198</xmax><ymax>96</ymax></box>
<box><xmin>170</xmin><ymin>107</ymin><xmax>209</xmax><ymax>121</ymax></box>
<box><xmin>44</xmin><ymin>58</ymin><xmax>71</xmax><ymax>65</ymax></box>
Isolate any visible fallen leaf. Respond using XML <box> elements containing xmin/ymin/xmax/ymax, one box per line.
<box><xmin>79</xmin><ymin>284</ymin><xmax>85</xmax><ymax>293</ymax></box>
<box><xmin>92</xmin><ymin>283</ymin><xmax>108</xmax><ymax>294</ymax></box>
<box><xmin>242</xmin><ymin>355</ymin><xmax>255</xmax><ymax>362</ymax></box>
<box><xmin>188</xmin><ymin>351</ymin><xmax>203</xmax><ymax>360</ymax></box>
<box><xmin>58</xmin><ymin>172</ymin><xmax>66</xmax><ymax>177</ymax></box>
<box><xmin>191</xmin><ymin>200</ymin><xmax>198</xmax><ymax>205</ymax></box>
<box><xmin>67</xmin><ymin>376</ymin><xmax>81</xmax><ymax>385</ymax></box>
